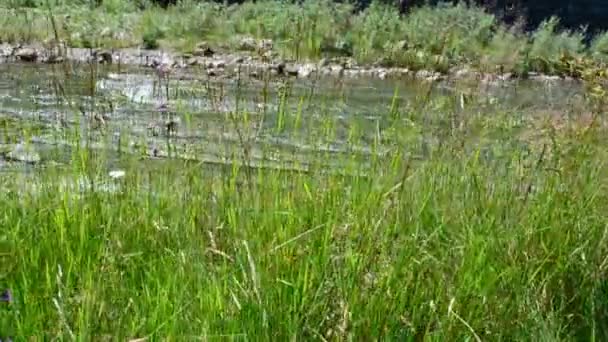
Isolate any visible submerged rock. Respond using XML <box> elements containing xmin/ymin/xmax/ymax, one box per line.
<box><xmin>5</xmin><ymin>143</ymin><xmax>41</xmax><ymax>164</ymax></box>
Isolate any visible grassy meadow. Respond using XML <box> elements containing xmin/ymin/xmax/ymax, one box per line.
<box><xmin>1</xmin><ymin>0</ymin><xmax>608</xmax><ymax>340</ymax></box>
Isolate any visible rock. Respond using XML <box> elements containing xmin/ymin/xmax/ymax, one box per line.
<box><xmin>0</xmin><ymin>43</ymin><xmax>12</xmax><ymax>58</ymax></box>
<box><xmin>272</xmin><ymin>61</ymin><xmax>286</xmax><ymax>74</ymax></box>
<box><xmin>259</xmin><ymin>50</ymin><xmax>276</xmax><ymax>62</ymax></box>
<box><xmin>498</xmin><ymin>73</ymin><xmax>512</xmax><ymax>81</ymax></box>
<box><xmin>415</xmin><ymin>69</ymin><xmax>433</xmax><ymax>79</ymax></box>
<box><xmin>329</xmin><ymin>65</ymin><xmax>344</xmax><ymax>77</ymax></box>
<box><xmin>15</xmin><ymin>47</ymin><xmax>38</xmax><ymax>62</ymax></box>
<box><xmin>238</xmin><ymin>37</ymin><xmax>258</xmax><ymax>51</ymax></box>
<box><xmin>193</xmin><ymin>41</ymin><xmax>214</xmax><ymax>57</ymax></box>
<box><xmin>318</xmin><ymin>58</ymin><xmax>330</xmax><ymax>67</ymax></box>
<box><xmin>415</xmin><ymin>69</ymin><xmax>442</xmax><ymax>81</ymax></box>
<box><xmin>258</xmin><ymin>39</ymin><xmax>273</xmax><ymax>51</ymax></box>
<box><xmin>212</xmin><ymin>60</ymin><xmax>225</xmax><ymax>68</ymax></box>
<box><xmin>6</xmin><ymin>143</ymin><xmax>41</xmax><ymax>163</ymax></box>
<box><xmin>285</xmin><ymin>65</ymin><xmax>299</xmax><ymax>76</ymax></box>
<box><xmin>453</xmin><ymin>68</ymin><xmax>474</xmax><ymax>79</ymax></box>
<box><xmin>43</xmin><ymin>55</ymin><xmax>64</xmax><ymax>64</ymax></box>
<box><xmin>385</xmin><ymin>68</ymin><xmax>409</xmax><ymax>79</ymax></box>
<box><xmin>378</xmin><ymin>70</ymin><xmax>388</xmax><ymax>80</ymax></box>
<box><xmin>231</xmin><ymin>56</ymin><xmax>245</xmax><ymax>64</ymax></box>
<box><xmin>94</xmin><ymin>49</ymin><xmax>112</xmax><ymax>64</ymax></box>
<box><xmin>187</xmin><ymin>57</ymin><xmax>199</xmax><ymax>66</ymax></box>
<box><xmin>359</xmin><ymin>69</ymin><xmax>373</xmax><ymax>77</ymax></box>
<box><xmin>344</xmin><ymin>69</ymin><xmax>359</xmax><ymax>78</ymax></box>
<box><xmin>528</xmin><ymin>74</ymin><xmax>560</xmax><ymax>82</ymax></box>
<box><xmin>297</xmin><ymin>64</ymin><xmax>316</xmax><ymax>78</ymax></box>
<box><xmin>340</xmin><ymin>57</ymin><xmax>356</xmax><ymax>69</ymax></box>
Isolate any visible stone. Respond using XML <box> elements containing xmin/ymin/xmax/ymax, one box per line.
<box><xmin>44</xmin><ymin>55</ymin><xmax>64</xmax><ymax>64</ymax></box>
<box><xmin>15</xmin><ymin>47</ymin><xmax>38</xmax><ymax>62</ymax></box>
<box><xmin>0</xmin><ymin>43</ymin><xmax>12</xmax><ymax>58</ymax></box>
<box><xmin>258</xmin><ymin>39</ymin><xmax>273</xmax><ymax>51</ymax></box>
<box><xmin>498</xmin><ymin>73</ymin><xmax>513</xmax><ymax>81</ymax></box>
<box><xmin>238</xmin><ymin>37</ymin><xmax>258</xmax><ymax>51</ymax></box>
<box><xmin>415</xmin><ymin>69</ymin><xmax>433</xmax><ymax>79</ymax></box>
<box><xmin>453</xmin><ymin>68</ymin><xmax>473</xmax><ymax>79</ymax></box>
<box><xmin>94</xmin><ymin>49</ymin><xmax>113</xmax><ymax>64</ymax></box>
<box><xmin>187</xmin><ymin>57</ymin><xmax>200</xmax><ymax>66</ymax></box>
<box><xmin>340</xmin><ymin>57</ymin><xmax>356</xmax><ymax>69</ymax></box>
<box><xmin>297</xmin><ymin>64</ymin><xmax>316</xmax><ymax>78</ymax></box>
<box><xmin>344</xmin><ymin>69</ymin><xmax>359</xmax><ymax>78</ymax></box>
<box><xmin>212</xmin><ymin>60</ymin><xmax>226</xmax><ymax>68</ymax></box>
<box><xmin>6</xmin><ymin>143</ymin><xmax>41</xmax><ymax>163</ymax></box>
<box><xmin>272</xmin><ymin>61</ymin><xmax>286</xmax><ymax>74</ymax></box>
<box><xmin>193</xmin><ymin>41</ymin><xmax>214</xmax><ymax>57</ymax></box>
<box><xmin>231</xmin><ymin>56</ymin><xmax>245</xmax><ymax>64</ymax></box>
<box><xmin>285</xmin><ymin>65</ymin><xmax>299</xmax><ymax>77</ymax></box>
<box><xmin>329</xmin><ymin>65</ymin><xmax>344</xmax><ymax>77</ymax></box>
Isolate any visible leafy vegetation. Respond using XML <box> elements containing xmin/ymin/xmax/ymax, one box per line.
<box><xmin>2</xmin><ymin>0</ymin><xmax>608</xmax><ymax>75</ymax></box>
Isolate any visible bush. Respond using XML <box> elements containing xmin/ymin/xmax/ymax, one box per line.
<box><xmin>527</xmin><ymin>17</ymin><xmax>585</xmax><ymax>73</ymax></box>
<box><xmin>142</xmin><ymin>26</ymin><xmax>164</xmax><ymax>49</ymax></box>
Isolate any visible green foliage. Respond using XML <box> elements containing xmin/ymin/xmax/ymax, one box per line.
<box><xmin>590</xmin><ymin>31</ymin><xmax>608</xmax><ymax>63</ymax></box>
<box><xmin>527</xmin><ymin>17</ymin><xmax>586</xmax><ymax>74</ymax></box>
<box><xmin>480</xmin><ymin>25</ymin><xmax>528</xmax><ymax>73</ymax></box>
<box><xmin>142</xmin><ymin>26</ymin><xmax>164</xmax><ymax>49</ymax></box>
<box><xmin>402</xmin><ymin>3</ymin><xmax>496</xmax><ymax>62</ymax></box>
<box><xmin>3</xmin><ymin>0</ymin><xmax>608</xmax><ymax>75</ymax></box>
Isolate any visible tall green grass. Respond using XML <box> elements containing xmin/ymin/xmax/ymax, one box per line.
<box><xmin>1</xmin><ymin>55</ymin><xmax>608</xmax><ymax>340</ymax></box>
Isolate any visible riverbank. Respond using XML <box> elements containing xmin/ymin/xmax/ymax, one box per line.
<box><xmin>0</xmin><ymin>41</ymin><xmax>584</xmax><ymax>85</ymax></box>
<box><xmin>1</xmin><ymin>1</ymin><xmax>608</xmax><ymax>81</ymax></box>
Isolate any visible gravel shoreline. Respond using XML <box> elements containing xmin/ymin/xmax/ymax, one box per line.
<box><xmin>0</xmin><ymin>42</ymin><xmax>579</xmax><ymax>84</ymax></box>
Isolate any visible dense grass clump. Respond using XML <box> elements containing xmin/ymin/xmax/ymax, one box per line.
<box><xmin>3</xmin><ymin>0</ymin><xmax>608</xmax><ymax>75</ymax></box>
